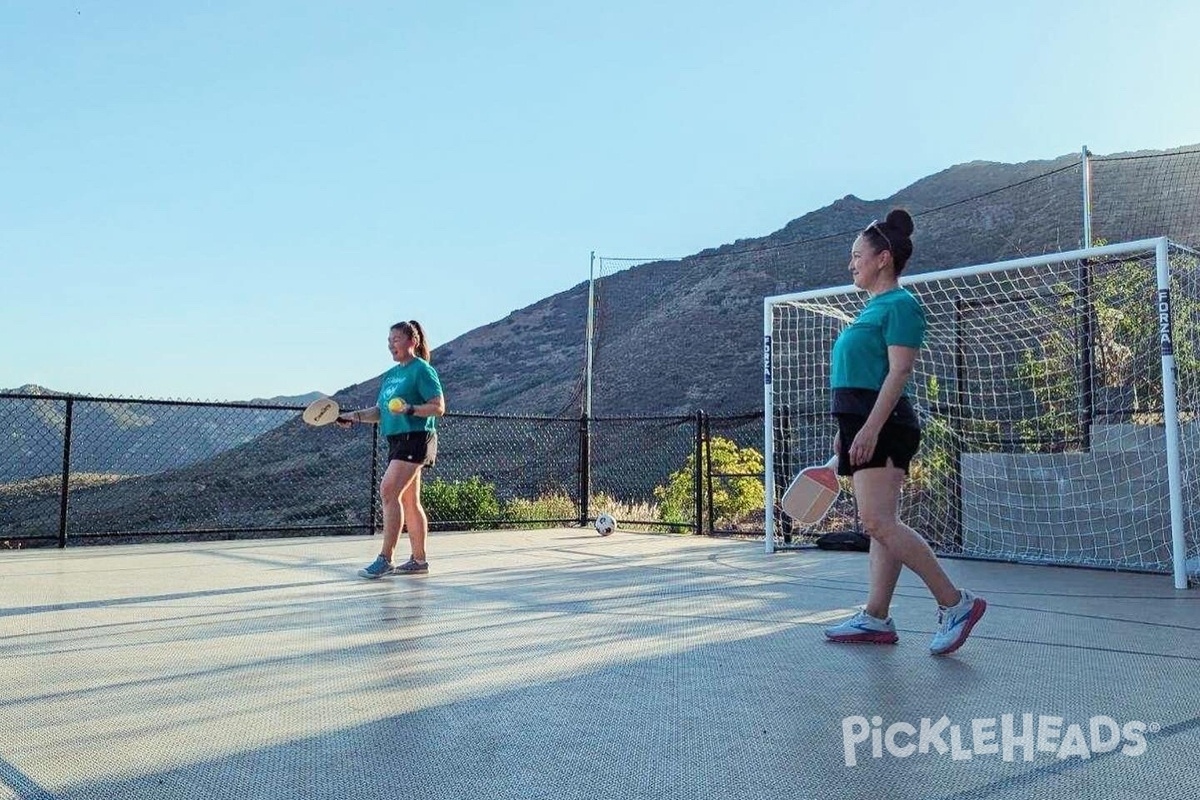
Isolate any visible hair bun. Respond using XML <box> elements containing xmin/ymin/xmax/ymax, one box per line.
<box><xmin>885</xmin><ymin>208</ymin><xmax>914</xmax><ymax>237</ymax></box>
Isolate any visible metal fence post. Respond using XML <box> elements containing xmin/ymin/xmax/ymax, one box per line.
<box><xmin>776</xmin><ymin>404</ymin><xmax>795</xmax><ymax>540</ymax></box>
<box><xmin>369</xmin><ymin>424</ymin><xmax>380</xmax><ymax>535</ymax></box>
<box><xmin>693</xmin><ymin>410</ymin><xmax>705</xmax><ymax>534</ymax></box>
<box><xmin>1079</xmin><ymin>145</ymin><xmax>1096</xmax><ymax>452</ymax></box>
<box><xmin>704</xmin><ymin>412</ymin><xmax>716</xmax><ymax>535</ymax></box>
<box><xmin>58</xmin><ymin>397</ymin><xmax>74</xmax><ymax>548</ymax></box>
<box><xmin>578</xmin><ymin>413</ymin><xmax>591</xmax><ymax>526</ymax></box>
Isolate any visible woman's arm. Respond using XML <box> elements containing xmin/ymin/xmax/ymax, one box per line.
<box><xmin>347</xmin><ymin>406</ymin><xmax>382</xmax><ymax>424</ymax></box>
<box><xmin>408</xmin><ymin>395</ymin><xmax>445</xmax><ymax>418</ymax></box>
<box><xmin>847</xmin><ymin>345</ymin><xmax>917</xmax><ymax>465</ymax></box>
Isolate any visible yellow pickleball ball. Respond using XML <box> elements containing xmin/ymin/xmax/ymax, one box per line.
<box><xmin>388</xmin><ymin>398</ymin><xmax>405</xmax><ymax>414</ymax></box>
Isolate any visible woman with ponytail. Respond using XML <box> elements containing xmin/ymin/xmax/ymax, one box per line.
<box><xmin>340</xmin><ymin>320</ymin><xmax>445</xmax><ymax>578</ymax></box>
<box><xmin>821</xmin><ymin>209</ymin><xmax>987</xmax><ymax>655</ymax></box>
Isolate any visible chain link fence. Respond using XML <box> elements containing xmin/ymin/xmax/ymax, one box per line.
<box><xmin>0</xmin><ymin>392</ymin><xmax>377</xmax><ymax>545</ymax></box>
<box><xmin>0</xmin><ymin>391</ymin><xmax>764</xmax><ymax>547</ymax></box>
<box><xmin>587</xmin><ymin>414</ymin><xmax>700</xmax><ymax>530</ymax></box>
<box><xmin>387</xmin><ymin>413</ymin><xmax>581</xmax><ymax>531</ymax></box>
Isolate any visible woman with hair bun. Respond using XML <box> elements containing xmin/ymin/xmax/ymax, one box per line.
<box><xmin>822</xmin><ymin>209</ymin><xmax>987</xmax><ymax>655</ymax></box>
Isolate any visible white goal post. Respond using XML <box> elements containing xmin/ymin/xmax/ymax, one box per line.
<box><xmin>763</xmin><ymin>237</ymin><xmax>1197</xmax><ymax>589</ymax></box>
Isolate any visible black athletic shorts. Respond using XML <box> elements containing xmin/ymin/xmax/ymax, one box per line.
<box><xmin>386</xmin><ymin>432</ymin><xmax>438</xmax><ymax>468</ymax></box>
<box><xmin>835</xmin><ymin>414</ymin><xmax>920</xmax><ymax>477</ymax></box>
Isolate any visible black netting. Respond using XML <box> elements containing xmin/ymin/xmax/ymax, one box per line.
<box><xmin>589</xmin><ymin>414</ymin><xmax>698</xmax><ymax>530</ymax></box>
<box><xmin>0</xmin><ymin>394</ymin><xmax>68</xmax><ymax>545</ymax></box>
<box><xmin>1</xmin><ymin>394</ymin><xmax>375</xmax><ymax>545</ymax></box>
<box><xmin>588</xmin><ymin>160</ymin><xmax>1087</xmax><ymax>418</ymax></box>
<box><xmin>704</xmin><ymin>412</ymin><xmax>767</xmax><ymax>536</ymax></box>
<box><xmin>378</xmin><ymin>414</ymin><xmax>580</xmax><ymax>531</ymax></box>
<box><xmin>1092</xmin><ymin>148</ymin><xmax>1200</xmax><ymax>248</ymax></box>
<box><xmin>1</xmin><ymin>391</ymin><xmax>762</xmax><ymax>546</ymax></box>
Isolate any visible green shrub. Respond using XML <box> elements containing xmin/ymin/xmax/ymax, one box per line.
<box><xmin>421</xmin><ymin>477</ymin><xmax>501</xmax><ymax>529</ymax></box>
<box><xmin>654</xmin><ymin>436</ymin><xmax>764</xmax><ymax>528</ymax></box>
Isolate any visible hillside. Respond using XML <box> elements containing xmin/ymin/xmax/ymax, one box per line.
<box><xmin>387</xmin><ymin>146</ymin><xmax>1200</xmax><ymax>417</ymax></box>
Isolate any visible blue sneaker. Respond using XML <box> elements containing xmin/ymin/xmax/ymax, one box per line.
<box><xmin>929</xmin><ymin>590</ymin><xmax>987</xmax><ymax>655</ymax></box>
<box><xmin>824</xmin><ymin>610</ymin><xmax>899</xmax><ymax>644</ymax></box>
<box><xmin>393</xmin><ymin>557</ymin><xmax>428</xmax><ymax>575</ymax></box>
<box><xmin>357</xmin><ymin>555</ymin><xmax>393</xmax><ymax>579</ymax></box>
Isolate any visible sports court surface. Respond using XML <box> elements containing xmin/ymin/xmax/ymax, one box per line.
<box><xmin>2</xmin><ymin>530</ymin><xmax>1197</xmax><ymax>800</ymax></box>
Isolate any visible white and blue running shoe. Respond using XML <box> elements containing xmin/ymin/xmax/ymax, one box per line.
<box><xmin>929</xmin><ymin>590</ymin><xmax>987</xmax><ymax>655</ymax></box>
<box><xmin>823</xmin><ymin>610</ymin><xmax>900</xmax><ymax>644</ymax></box>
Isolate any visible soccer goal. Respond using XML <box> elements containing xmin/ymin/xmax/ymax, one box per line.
<box><xmin>764</xmin><ymin>238</ymin><xmax>1200</xmax><ymax>589</ymax></box>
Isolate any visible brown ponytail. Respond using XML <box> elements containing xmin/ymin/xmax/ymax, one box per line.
<box><xmin>391</xmin><ymin>320</ymin><xmax>431</xmax><ymax>362</ymax></box>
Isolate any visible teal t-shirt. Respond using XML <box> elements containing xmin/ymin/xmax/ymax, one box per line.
<box><xmin>376</xmin><ymin>358</ymin><xmax>443</xmax><ymax>436</ymax></box>
<box><xmin>830</xmin><ymin>288</ymin><xmax>925</xmax><ymax>392</ymax></box>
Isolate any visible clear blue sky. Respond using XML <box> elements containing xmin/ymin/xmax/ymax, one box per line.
<box><xmin>3</xmin><ymin>0</ymin><xmax>1197</xmax><ymax>400</ymax></box>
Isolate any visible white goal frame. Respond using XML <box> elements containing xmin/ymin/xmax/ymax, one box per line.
<box><xmin>763</xmin><ymin>237</ymin><xmax>1191</xmax><ymax>589</ymax></box>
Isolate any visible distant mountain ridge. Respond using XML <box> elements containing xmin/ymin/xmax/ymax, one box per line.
<box><xmin>3</xmin><ymin>384</ymin><xmax>323</xmax><ymax>407</ymax></box>
<box><xmin>0</xmin><ymin>384</ymin><xmax>323</xmax><ymax>482</ymax></box>
<box><xmin>407</xmin><ymin>146</ymin><xmax>1200</xmax><ymax>417</ymax></box>
<box><xmin>247</xmin><ymin>391</ymin><xmax>327</xmax><ymax>406</ymax></box>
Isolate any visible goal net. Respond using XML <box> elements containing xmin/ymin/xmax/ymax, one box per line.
<box><xmin>764</xmin><ymin>238</ymin><xmax>1199</xmax><ymax>588</ymax></box>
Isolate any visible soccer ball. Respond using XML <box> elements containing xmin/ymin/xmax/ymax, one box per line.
<box><xmin>594</xmin><ymin>513</ymin><xmax>617</xmax><ymax>536</ymax></box>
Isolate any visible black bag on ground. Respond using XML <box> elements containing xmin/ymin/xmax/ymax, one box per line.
<box><xmin>815</xmin><ymin>530</ymin><xmax>870</xmax><ymax>551</ymax></box>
